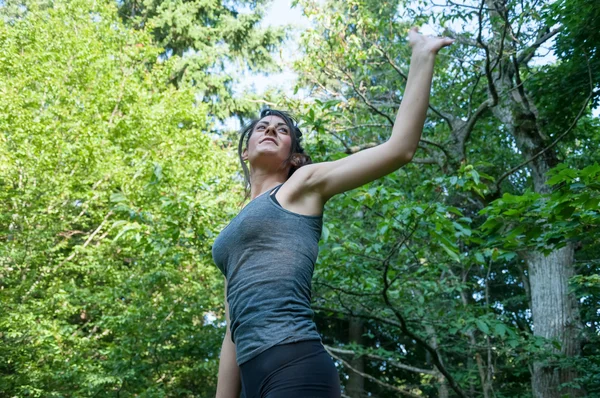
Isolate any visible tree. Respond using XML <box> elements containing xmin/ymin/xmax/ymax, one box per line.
<box><xmin>116</xmin><ymin>0</ymin><xmax>289</xmax><ymax>121</ymax></box>
<box><xmin>0</xmin><ymin>0</ymin><xmax>242</xmax><ymax>395</ymax></box>
<box><xmin>280</xmin><ymin>0</ymin><xmax>600</xmax><ymax>396</ymax></box>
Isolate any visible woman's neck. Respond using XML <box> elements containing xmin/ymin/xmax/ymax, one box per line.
<box><xmin>249</xmin><ymin>171</ymin><xmax>287</xmax><ymax>200</ymax></box>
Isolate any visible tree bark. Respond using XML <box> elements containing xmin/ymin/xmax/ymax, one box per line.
<box><xmin>526</xmin><ymin>245</ymin><xmax>584</xmax><ymax>398</ymax></box>
<box><xmin>347</xmin><ymin>316</ymin><xmax>365</xmax><ymax>398</ymax></box>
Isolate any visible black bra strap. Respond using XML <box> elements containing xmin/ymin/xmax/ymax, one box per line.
<box><xmin>270</xmin><ymin>184</ymin><xmax>283</xmax><ymax>207</ymax></box>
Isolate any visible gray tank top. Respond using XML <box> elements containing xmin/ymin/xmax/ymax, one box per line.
<box><xmin>212</xmin><ymin>183</ymin><xmax>323</xmax><ymax>365</ymax></box>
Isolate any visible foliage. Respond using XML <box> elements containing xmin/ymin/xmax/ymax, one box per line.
<box><xmin>116</xmin><ymin>0</ymin><xmax>289</xmax><ymax>121</ymax></box>
<box><xmin>482</xmin><ymin>163</ymin><xmax>600</xmax><ymax>253</ymax></box>
<box><xmin>1</xmin><ymin>0</ymin><xmax>599</xmax><ymax>396</ymax></box>
<box><xmin>279</xmin><ymin>0</ymin><xmax>600</xmax><ymax>396</ymax></box>
<box><xmin>0</xmin><ymin>0</ymin><xmax>240</xmax><ymax>396</ymax></box>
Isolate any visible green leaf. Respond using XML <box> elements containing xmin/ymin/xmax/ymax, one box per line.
<box><xmin>476</xmin><ymin>319</ymin><xmax>490</xmax><ymax>335</ymax></box>
<box><xmin>494</xmin><ymin>323</ymin><xmax>507</xmax><ymax>338</ymax></box>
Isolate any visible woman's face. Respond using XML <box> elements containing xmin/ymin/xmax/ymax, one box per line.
<box><xmin>243</xmin><ymin>115</ymin><xmax>293</xmax><ymax>167</ymax></box>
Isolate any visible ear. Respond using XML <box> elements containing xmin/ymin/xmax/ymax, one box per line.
<box><xmin>242</xmin><ymin>147</ymin><xmax>248</xmax><ymax>161</ymax></box>
<box><xmin>290</xmin><ymin>154</ymin><xmax>300</xmax><ymax>167</ymax></box>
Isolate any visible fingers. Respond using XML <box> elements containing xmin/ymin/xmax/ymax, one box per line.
<box><xmin>407</xmin><ymin>26</ymin><xmax>454</xmax><ymax>52</ymax></box>
<box><xmin>442</xmin><ymin>37</ymin><xmax>455</xmax><ymax>46</ymax></box>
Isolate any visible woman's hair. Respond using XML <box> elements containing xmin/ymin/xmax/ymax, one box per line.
<box><xmin>238</xmin><ymin>109</ymin><xmax>312</xmax><ymax>198</ymax></box>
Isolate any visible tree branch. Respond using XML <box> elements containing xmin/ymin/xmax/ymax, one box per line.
<box><xmin>324</xmin><ymin>345</ymin><xmax>438</xmax><ymax>376</ymax></box>
<box><xmin>432</xmin><ymin>0</ymin><xmax>494</xmax><ymax>11</ymax></box>
<box><xmin>380</xmin><ymin>196</ymin><xmax>468</xmax><ymax>398</ymax></box>
<box><xmin>412</xmin><ymin>157</ymin><xmax>440</xmax><ymax>165</ymax></box>
<box><xmin>344</xmin><ymin>142</ymin><xmax>378</xmax><ymax>154</ymax></box>
<box><xmin>312</xmin><ymin>305</ymin><xmax>403</xmax><ymax>329</ymax></box>
<box><xmin>314</xmin><ymin>280</ymin><xmax>380</xmax><ymax>297</ymax></box>
<box><xmin>516</xmin><ymin>26</ymin><xmax>562</xmax><ymax>65</ymax></box>
<box><xmin>478</xmin><ymin>0</ymin><xmax>499</xmax><ymax>106</ymax></box>
<box><xmin>370</xmin><ymin>41</ymin><xmax>455</xmax><ymax>129</ymax></box>
<box><xmin>338</xmin><ymin>68</ymin><xmax>395</xmax><ymax>126</ymax></box>
<box><xmin>325</xmin><ymin>348</ymin><xmax>424</xmax><ymax>398</ymax></box>
<box><xmin>443</xmin><ymin>28</ymin><xmax>482</xmax><ymax>48</ymax></box>
<box><xmin>23</xmin><ymin>211</ymin><xmax>114</xmax><ymax>300</ymax></box>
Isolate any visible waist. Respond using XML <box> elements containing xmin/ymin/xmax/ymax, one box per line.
<box><xmin>240</xmin><ymin>339</ymin><xmax>324</xmax><ymax>373</ymax></box>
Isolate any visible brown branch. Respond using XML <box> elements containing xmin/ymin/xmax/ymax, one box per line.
<box><xmin>370</xmin><ymin>40</ymin><xmax>455</xmax><ymax>129</ymax></box>
<box><xmin>489</xmin><ymin>10</ymin><xmax>509</xmax><ymax>75</ymax></box>
<box><xmin>325</xmin><ymin>128</ymin><xmax>352</xmax><ymax>153</ymax></box>
<box><xmin>467</xmin><ymin>74</ymin><xmax>482</xmax><ymax>117</ymax></box>
<box><xmin>325</xmin><ymin>62</ymin><xmax>450</xmax><ymax>159</ymax></box>
<box><xmin>312</xmin><ymin>305</ymin><xmax>403</xmax><ymax>329</ymax></box>
<box><xmin>324</xmin><ymin>345</ymin><xmax>438</xmax><ymax>376</ymax></box>
<box><xmin>313</xmin><ymin>280</ymin><xmax>380</xmax><ymax>297</ymax></box>
<box><xmin>443</xmin><ymin>28</ymin><xmax>482</xmax><ymax>48</ymax></box>
<box><xmin>516</xmin><ymin>26</ymin><xmax>563</xmax><ymax>65</ymax></box>
<box><xmin>344</xmin><ymin>142</ymin><xmax>378</xmax><ymax>154</ymax></box>
<box><xmin>432</xmin><ymin>0</ymin><xmax>494</xmax><ymax>11</ymax></box>
<box><xmin>325</xmin><ymin>348</ymin><xmax>424</xmax><ymax>398</ymax></box>
<box><xmin>329</xmin><ymin>126</ymin><xmax>447</xmax><ymax>161</ymax></box>
<box><xmin>331</xmin><ymin>123</ymin><xmax>389</xmax><ymax>133</ymax></box>
<box><xmin>338</xmin><ymin>68</ymin><xmax>395</xmax><ymax>126</ymax></box>
<box><xmin>343</xmin><ymin>137</ymin><xmax>447</xmax><ymax>160</ymax></box>
<box><xmin>461</xmin><ymin>98</ymin><xmax>492</xmax><ymax>146</ymax></box>
<box><xmin>247</xmin><ymin>99</ymin><xmax>277</xmax><ymax>107</ymax></box>
<box><xmin>511</xmin><ymin>38</ymin><xmax>533</xmax><ymax>113</ymax></box>
<box><xmin>477</xmin><ymin>0</ymin><xmax>499</xmax><ymax>106</ymax></box>
<box><xmin>305</xmin><ymin>70</ymin><xmax>343</xmax><ymax>97</ymax></box>
<box><xmin>420</xmin><ymin>138</ymin><xmax>449</xmax><ymax>155</ymax></box>
<box><xmin>412</xmin><ymin>157</ymin><xmax>440</xmax><ymax>165</ymax></box>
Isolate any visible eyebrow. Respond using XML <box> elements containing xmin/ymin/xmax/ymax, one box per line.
<box><xmin>257</xmin><ymin>122</ymin><xmax>287</xmax><ymax>127</ymax></box>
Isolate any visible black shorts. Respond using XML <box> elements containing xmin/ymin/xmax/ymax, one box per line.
<box><xmin>240</xmin><ymin>339</ymin><xmax>341</xmax><ymax>398</ymax></box>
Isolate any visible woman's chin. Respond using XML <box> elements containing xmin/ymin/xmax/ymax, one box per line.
<box><xmin>255</xmin><ymin>147</ymin><xmax>284</xmax><ymax>157</ymax></box>
<box><xmin>251</xmin><ymin>152</ymin><xmax>288</xmax><ymax>167</ymax></box>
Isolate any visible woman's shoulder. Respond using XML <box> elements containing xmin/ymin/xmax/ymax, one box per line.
<box><xmin>276</xmin><ymin>166</ymin><xmax>325</xmax><ymax>217</ymax></box>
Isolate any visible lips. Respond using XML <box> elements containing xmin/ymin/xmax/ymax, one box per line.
<box><xmin>260</xmin><ymin>137</ymin><xmax>277</xmax><ymax>145</ymax></box>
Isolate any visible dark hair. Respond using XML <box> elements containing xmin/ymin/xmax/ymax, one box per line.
<box><xmin>238</xmin><ymin>109</ymin><xmax>312</xmax><ymax>199</ymax></box>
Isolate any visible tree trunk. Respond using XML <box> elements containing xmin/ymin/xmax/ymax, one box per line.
<box><xmin>478</xmin><ymin>0</ymin><xmax>586</xmax><ymax>381</ymax></box>
<box><xmin>526</xmin><ymin>244</ymin><xmax>584</xmax><ymax>398</ymax></box>
<box><xmin>490</xmin><ymin>89</ymin><xmax>584</xmax><ymax>398</ymax></box>
<box><xmin>347</xmin><ymin>316</ymin><xmax>365</xmax><ymax>398</ymax></box>
<box><xmin>502</xmin><ymin>107</ymin><xmax>584</xmax><ymax>397</ymax></box>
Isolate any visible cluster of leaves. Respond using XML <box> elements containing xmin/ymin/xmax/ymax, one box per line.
<box><xmin>0</xmin><ymin>1</ymin><xmax>244</xmax><ymax>396</ymax></box>
<box><xmin>482</xmin><ymin>164</ymin><xmax>600</xmax><ymax>253</ymax></box>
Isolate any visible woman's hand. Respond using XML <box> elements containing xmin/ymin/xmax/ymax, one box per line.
<box><xmin>408</xmin><ymin>26</ymin><xmax>454</xmax><ymax>55</ymax></box>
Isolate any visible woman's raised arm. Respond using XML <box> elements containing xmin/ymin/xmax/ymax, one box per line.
<box><xmin>301</xmin><ymin>28</ymin><xmax>453</xmax><ymax>202</ymax></box>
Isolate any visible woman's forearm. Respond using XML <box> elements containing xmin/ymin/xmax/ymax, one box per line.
<box><xmin>215</xmin><ymin>333</ymin><xmax>241</xmax><ymax>398</ymax></box>
<box><xmin>388</xmin><ymin>51</ymin><xmax>436</xmax><ymax>156</ymax></box>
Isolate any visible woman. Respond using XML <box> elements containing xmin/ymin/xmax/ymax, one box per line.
<box><xmin>212</xmin><ymin>27</ymin><xmax>453</xmax><ymax>398</ymax></box>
